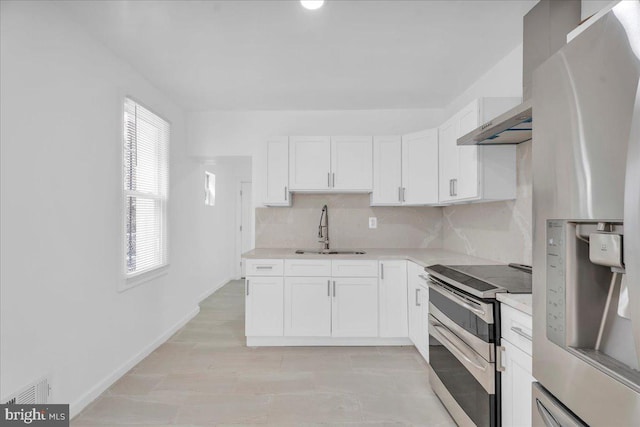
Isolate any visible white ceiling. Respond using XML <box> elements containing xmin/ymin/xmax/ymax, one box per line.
<box><xmin>56</xmin><ymin>0</ymin><xmax>536</xmax><ymax>111</ymax></box>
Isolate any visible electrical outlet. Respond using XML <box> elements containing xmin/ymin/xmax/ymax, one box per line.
<box><xmin>369</xmin><ymin>217</ymin><xmax>377</xmax><ymax>229</ymax></box>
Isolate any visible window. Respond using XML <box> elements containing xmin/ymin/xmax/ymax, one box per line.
<box><xmin>123</xmin><ymin>97</ymin><xmax>169</xmax><ymax>279</ymax></box>
<box><xmin>205</xmin><ymin>172</ymin><xmax>215</xmax><ymax>206</ymax></box>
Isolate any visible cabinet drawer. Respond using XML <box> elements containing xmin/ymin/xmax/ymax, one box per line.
<box><xmin>245</xmin><ymin>259</ymin><xmax>284</xmax><ymax>276</ymax></box>
<box><xmin>501</xmin><ymin>304</ymin><xmax>533</xmax><ymax>356</ymax></box>
<box><xmin>284</xmin><ymin>259</ymin><xmax>332</xmax><ymax>277</ymax></box>
<box><xmin>331</xmin><ymin>260</ymin><xmax>378</xmax><ymax>277</ymax></box>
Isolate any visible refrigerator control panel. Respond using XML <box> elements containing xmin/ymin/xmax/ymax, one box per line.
<box><xmin>547</xmin><ymin>220</ymin><xmax>566</xmax><ymax>346</ymax></box>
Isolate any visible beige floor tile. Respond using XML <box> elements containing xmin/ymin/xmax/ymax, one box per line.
<box><xmin>75</xmin><ymin>396</ymin><xmax>178</xmax><ymax>424</ymax></box>
<box><xmin>106</xmin><ymin>374</ymin><xmax>164</xmax><ymax>396</ymax></box>
<box><xmin>175</xmin><ymin>394</ymin><xmax>271</xmax><ymax>424</ymax></box>
<box><xmin>155</xmin><ymin>372</ymin><xmax>238</xmax><ymax>394</ymax></box>
<box><xmin>267</xmin><ymin>392</ymin><xmax>363</xmax><ymax>424</ymax></box>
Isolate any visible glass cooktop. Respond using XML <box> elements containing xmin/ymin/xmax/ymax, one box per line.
<box><xmin>426</xmin><ymin>264</ymin><xmax>532</xmax><ymax>298</ymax></box>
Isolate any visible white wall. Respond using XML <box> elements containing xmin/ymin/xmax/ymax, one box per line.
<box><xmin>187</xmin><ymin>108</ymin><xmax>444</xmax><ymax>211</ymax></box>
<box><xmin>0</xmin><ymin>1</ymin><xmax>216</xmax><ymax>416</ymax></box>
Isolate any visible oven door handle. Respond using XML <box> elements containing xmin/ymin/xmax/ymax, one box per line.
<box><xmin>429</xmin><ymin>320</ymin><xmax>487</xmax><ymax>372</ymax></box>
<box><xmin>427</xmin><ymin>279</ymin><xmax>487</xmax><ymax>317</ymax></box>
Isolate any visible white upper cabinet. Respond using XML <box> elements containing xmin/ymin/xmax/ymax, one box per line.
<box><xmin>438</xmin><ymin>98</ymin><xmax>519</xmax><ymax>204</ymax></box>
<box><xmin>331</xmin><ymin>136</ymin><xmax>373</xmax><ymax>191</ymax></box>
<box><xmin>288</xmin><ymin>136</ymin><xmax>372</xmax><ymax>192</ymax></box>
<box><xmin>401</xmin><ymin>129</ymin><xmax>439</xmax><ymax>205</ymax></box>
<box><xmin>289</xmin><ymin>136</ymin><xmax>331</xmax><ymax>191</ymax></box>
<box><xmin>371</xmin><ymin>131</ymin><xmax>438</xmax><ymax>206</ymax></box>
<box><xmin>371</xmin><ymin>136</ymin><xmax>402</xmax><ymax>205</ymax></box>
<box><xmin>264</xmin><ymin>137</ymin><xmax>290</xmax><ymax>206</ymax></box>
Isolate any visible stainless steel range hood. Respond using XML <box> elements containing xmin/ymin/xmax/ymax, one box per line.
<box><xmin>457</xmin><ymin>0</ymin><xmax>581</xmax><ymax>146</ymax></box>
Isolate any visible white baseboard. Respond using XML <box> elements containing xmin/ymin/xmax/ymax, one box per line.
<box><xmin>246</xmin><ymin>336</ymin><xmax>412</xmax><ymax>346</ymax></box>
<box><xmin>197</xmin><ymin>275</ymin><xmax>234</xmax><ymax>303</ymax></box>
<box><xmin>69</xmin><ymin>306</ymin><xmax>200</xmax><ymax>419</ymax></box>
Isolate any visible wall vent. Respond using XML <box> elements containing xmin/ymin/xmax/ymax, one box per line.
<box><xmin>3</xmin><ymin>377</ymin><xmax>50</xmax><ymax>405</ymax></box>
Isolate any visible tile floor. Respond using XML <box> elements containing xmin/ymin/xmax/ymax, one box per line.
<box><xmin>73</xmin><ymin>280</ymin><xmax>455</xmax><ymax>426</ymax></box>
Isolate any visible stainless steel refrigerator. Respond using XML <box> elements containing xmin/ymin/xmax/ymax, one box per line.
<box><xmin>532</xmin><ymin>1</ymin><xmax>640</xmax><ymax>425</ymax></box>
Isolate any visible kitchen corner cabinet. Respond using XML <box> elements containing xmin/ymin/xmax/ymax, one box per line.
<box><xmin>371</xmin><ymin>130</ymin><xmax>438</xmax><ymax>206</ymax></box>
<box><xmin>288</xmin><ymin>136</ymin><xmax>372</xmax><ymax>192</ymax></box>
<box><xmin>438</xmin><ymin>98</ymin><xmax>519</xmax><ymax>204</ymax></box>
<box><xmin>407</xmin><ymin>262</ymin><xmax>429</xmax><ymax>362</ymax></box>
<box><xmin>379</xmin><ymin>260</ymin><xmax>408</xmax><ymax>337</ymax></box>
<box><xmin>500</xmin><ymin>304</ymin><xmax>534</xmax><ymax>427</ymax></box>
<box><xmin>264</xmin><ymin>137</ymin><xmax>290</xmax><ymax>206</ymax></box>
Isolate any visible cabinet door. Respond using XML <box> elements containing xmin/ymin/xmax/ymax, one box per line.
<box><xmin>331</xmin><ymin>136</ymin><xmax>373</xmax><ymax>191</ymax></box>
<box><xmin>456</xmin><ymin>100</ymin><xmax>480</xmax><ymax>200</ymax></box>
<box><xmin>501</xmin><ymin>339</ymin><xmax>534</xmax><ymax>427</ymax></box>
<box><xmin>407</xmin><ymin>263</ymin><xmax>422</xmax><ymax>346</ymax></box>
<box><xmin>418</xmin><ymin>282</ymin><xmax>430</xmax><ymax>361</ymax></box>
<box><xmin>331</xmin><ymin>277</ymin><xmax>378</xmax><ymax>337</ymax></box>
<box><xmin>289</xmin><ymin>136</ymin><xmax>331</xmax><ymax>190</ymax></box>
<box><xmin>264</xmin><ymin>137</ymin><xmax>290</xmax><ymax>205</ymax></box>
<box><xmin>438</xmin><ymin>116</ymin><xmax>458</xmax><ymax>203</ymax></box>
<box><xmin>284</xmin><ymin>277</ymin><xmax>332</xmax><ymax>336</ymax></box>
<box><xmin>379</xmin><ymin>260</ymin><xmax>408</xmax><ymax>337</ymax></box>
<box><xmin>401</xmin><ymin>130</ymin><xmax>439</xmax><ymax>205</ymax></box>
<box><xmin>245</xmin><ymin>277</ymin><xmax>284</xmax><ymax>336</ymax></box>
<box><xmin>371</xmin><ymin>136</ymin><xmax>402</xmax><ymax>205</ymax></box>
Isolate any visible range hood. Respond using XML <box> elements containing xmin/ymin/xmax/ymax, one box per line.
<box><xmin>457</xmin><ymin>0</ymin><xmax>581</xmax><ymax>146</ymax></box>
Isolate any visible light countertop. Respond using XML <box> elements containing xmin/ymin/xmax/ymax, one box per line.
<box><xmin>496</xmin><ymin>293</ymin><xmax>533</xmax><ymax>316</ymax></box>
<box><xmin>242</xmin><ymin>248</ymin><xmax>498</xmax><ymax>268</ymax></box>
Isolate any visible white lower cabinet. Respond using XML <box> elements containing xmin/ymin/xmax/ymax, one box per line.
<box><xmin>501</xmin><ymin>339</ymin><xmax>534</xmax><ymax>427</ymax></box>
<box><xmin>500</xmin><ymin>304</ymin><xmax>534</xmax><ymax>427</ymax></box>
<box><xmin>379</xmin><ymin>260</ymin><xmax>408</xmax><ymax>337</ymax></box>
<box><xmin>407</xmin><ymin>262</ymin><xmax>429</xmax><ymax>361</ymax></box>
<box><xmin>245</xmin><ymin>276</ymin><xmax>284</xmax><ymax>336</ymax></box>
<box><xmin>284</xmin><ymin>277</ymin><xmax>332</xmax><ymax>337</ymax></box>
<box><xmin>331</xmin><ymin>277</ymin><xmax>378</xmax><ymax>337</ymax></box>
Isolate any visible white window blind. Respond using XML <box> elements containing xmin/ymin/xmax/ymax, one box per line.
<box><xmin>123</xmin><ymin>98</ymin><xmax>169</xmax><ymax>277</ymax></box>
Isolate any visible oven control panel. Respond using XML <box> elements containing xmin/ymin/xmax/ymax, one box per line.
<box><xmin>546</xmin><ymin>220</ymin><xmax>566</xmax><ymax>346</ymax></box>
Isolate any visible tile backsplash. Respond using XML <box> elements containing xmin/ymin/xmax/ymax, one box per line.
<box><xmin>255</xmin><ymin>141</ymin><xmax>532</xmax><ymax>264</ymax></box>
<box><xmin>255</xmin><ymin>194</ymin><xmax>443</xmax><ymax>249</ymax></box>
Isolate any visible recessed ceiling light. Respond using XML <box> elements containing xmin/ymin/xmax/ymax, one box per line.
<box><xmin>300</xmin><ymin>0</ymin><xmax>324</xmax><ymax>11</ymax></box>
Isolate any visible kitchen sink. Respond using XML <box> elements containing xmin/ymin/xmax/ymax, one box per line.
<box><xmin>295</xmin><ymin>250</ymin><xmax>366</xmax><ymax>255</ymax></box>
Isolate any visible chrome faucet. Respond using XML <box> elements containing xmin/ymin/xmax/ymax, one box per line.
<box><xmin>318</xmin><ymin>204</ymin><xmax>329</xmax><ymax>251</ymax></box>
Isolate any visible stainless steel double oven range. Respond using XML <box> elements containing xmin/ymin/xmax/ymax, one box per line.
<box><xmin>424</xmin><ymin>264</ymin><xmax>532</xmax><ymax>427</ymax></box>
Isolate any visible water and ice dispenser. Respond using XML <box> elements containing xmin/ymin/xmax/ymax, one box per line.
<box><xmin>546</xmin><ymin>220</ymin><xmax>639</xmax><ymax>391</ymax></box>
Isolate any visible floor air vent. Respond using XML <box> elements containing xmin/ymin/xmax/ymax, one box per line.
<box><xmin>3</xmin><ymin>377</ymin><xmax>50</xmax><ymax>404</ymax></box>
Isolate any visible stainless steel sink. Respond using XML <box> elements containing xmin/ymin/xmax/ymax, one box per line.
<box><xmin>295</xmin><ymin>250</ymin><xmax>366</xmax><ymax>255</ymax></box>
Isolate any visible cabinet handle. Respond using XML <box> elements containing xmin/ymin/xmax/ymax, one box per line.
<box><xmin>328</xmin><ymin>280</ymin><xmax>331</xmax><ymax>297</ymax></box>
<box><xmin>381</xmin><ymin>263</ymin><xmax>384</xmax><ymax>279</ymax></box>
<box><xmin>449</xmin><ymin>179</ymin><xmax>453</xmax><ymax>196</ymax></box>
<box><xmin>333</xmin><ymin>281</ymin><xmax>336</xmax><ymax>298</ymax></box>
<box><xmin>398</xmin><ymin>187</ymin><xmax>402</xmax><ymax>202</ymax></box>
<box><xmin>402</xmin><ymin>187</ymin><xmax>406</xmax><ymax>202</ymax></box>
<box><xmin>415</xmin><ymin>288</ymin><xmax>421</xmax><ymax>306</ymax></box>
<box><xmin>256</xmin><ymin>266</ymin><xmax>273</xmax><ymax>270</ymax></box>
<box><xmin>332</xmin><ymin>173</ymin><xmax>335</xmax><ymax>188</ymax></box>
<box><xmin>246</xmin><ymin>280</ymin><xmax>250</xmax><ymax>296</ymax></box>
<box><xmin>510</xmin><ymin>326</ymin><xmax>532</xmax><ymax>341</ymax></box>
<box><xmin>453</xmin><ymin>178</ymin><xmax>457</xmax><ymax>196</ymax></box>
<box><xmin>284</xmin><ymin>186</ymin><xmax>288</xmax><ymax>201</ymax></box>
<box><xmin>328</xmin><ymin>172</ymin><xmax>331</xmax><ymax>188</ymax></box>
<box><xmin>496</xmin><ymin>345</ymin><xmax>506</xmax><ymax>372</ymax></box>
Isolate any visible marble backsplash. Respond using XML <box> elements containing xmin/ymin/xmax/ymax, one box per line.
<box><xmin>255</xmin><ymin>194</ymin><xmax>443</xmax><ymax>249</ymax></box>
<box><xmin>255</xmin><ymin>142</ymin><xmax>532</xmax><ymax>263</ymax></box>
<box><xmin>441</xmin><ymin>141</ymin><xmax>533</xmax><ymax>265</ymax></box>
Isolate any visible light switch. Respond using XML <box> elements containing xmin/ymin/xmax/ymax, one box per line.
<box><xmin>369</xmin><ymin>217</ymin><xmax>377</xmax><ymax>229</ymax></box>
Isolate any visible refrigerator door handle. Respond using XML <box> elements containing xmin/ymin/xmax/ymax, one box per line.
<box><xmin>536</xmin><ymin>399</ymin><xmax>561</xmax><ymax>427</ymax></box>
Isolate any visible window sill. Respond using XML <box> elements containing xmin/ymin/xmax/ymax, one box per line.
<box><xmin>119</xmin><ymin>264</ymin><xmax>170</xmax><ymax>292</ymax></box>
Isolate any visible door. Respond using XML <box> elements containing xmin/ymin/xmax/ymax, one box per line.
<box><xmin>331</xmin><ymin>136</ymin><xmax>373</xmax><ymax>191</ymax></box>
<box><xmin>284</xmin><ymin>277</ymin><xmax>332</xmax><ymax>336</ymax></box>
<box><xmin>331</xmin><ymin>277</ymin><xmax>378</xmax><ymax>337</ymax></box>
<box><xmin>245</xmin><ymin>277</ymin><xmax>284</xmax><ymax>336</ymax></box>
<box><xmin>289</xmin><ymin>136</ymin><xmax>331</xmax><ymax>190</ymax></box>
<box><xmin>239</xmin><ymin>182</ymin><xmax>252</xmax><ymax>277</ymax></box>
<box><xmin>438</xmin><ymin>116</ymin><xmax>458</xmax><ymax>203</ymax></box>
<box><xmin>402</xmin><ymin>129</ymin><xmax>439</xmax><ymax>205</ymax></box>
<box><xmin>379</xmin><ymin>260</ymin><xmax>408</xmax><ymax>337</ymax></box>
<box><xmin>456</xmin><ymin>100</ymin><xmax>480</xmax><ymax>200</ymax></box>
<box><xmin>502</xmin><ymin>340</ymin><xmax>534</xmax><ymax>427</ymax></box>
<box><xmin>265</xmin><ymin>137</ymin><xmax>290</xmax><ymax>205</ymax></box>
<box><xmin>371</xmin><ymin>136</ymin><xmax>402</xmax><ymax>205</ymax></box>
